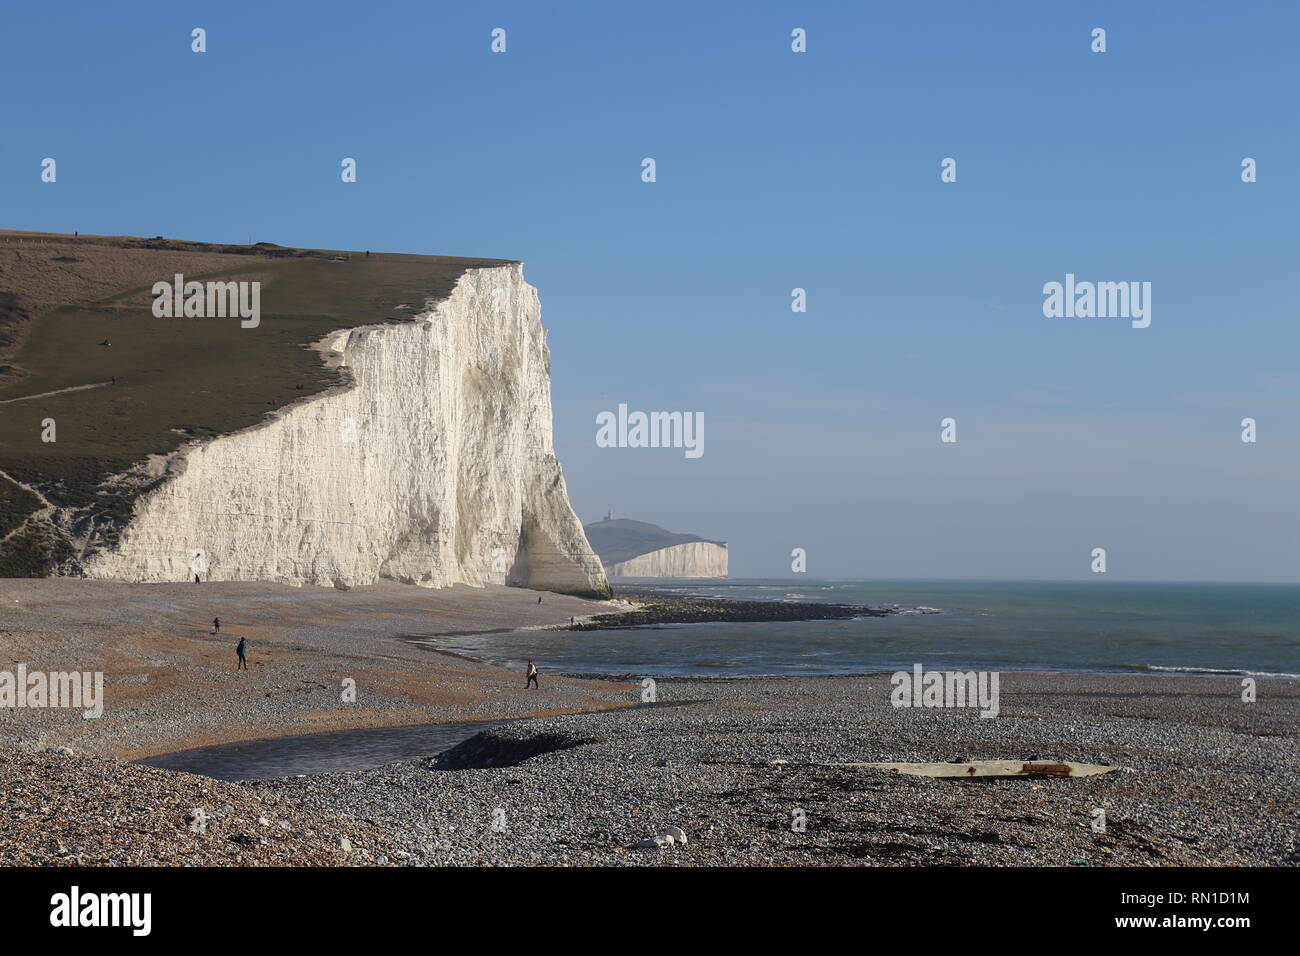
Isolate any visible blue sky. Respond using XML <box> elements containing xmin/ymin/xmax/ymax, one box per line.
<box><xmin>4</xmin><ymin>1</ymin><xmax>1297</xmax><ymax>580</ymax></box>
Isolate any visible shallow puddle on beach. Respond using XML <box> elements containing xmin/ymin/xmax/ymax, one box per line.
<box><xmin>138</xmin><ymin>719</ymin><xmax>502</xmax><ymax>782</ymax></box>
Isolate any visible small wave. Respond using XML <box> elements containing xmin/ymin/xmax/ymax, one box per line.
<box><xmin>1136</xmin><ymin>664</ymin><xmax>1300</xmax><ymax>679</ymax></box>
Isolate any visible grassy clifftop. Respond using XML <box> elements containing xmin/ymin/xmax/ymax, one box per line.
<box><xmin>0</xmin><ymin>230</ymin><xmax>511</xmax><ymax>575</ymax></box>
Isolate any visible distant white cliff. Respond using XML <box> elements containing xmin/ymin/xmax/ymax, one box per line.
<box><xmin>583</xmin><ymin>517</ymin><xmax>728</xmax><ymax>579</ymax></box>
<box><xmin>604</xmin><ymin>541</ymin><xmax>729</xmax><ymax>579</ymax></box>
<box><xmin>82</xmin><ymin>264</ymin><xmax>609</xmax><ymax>596</ymax></box>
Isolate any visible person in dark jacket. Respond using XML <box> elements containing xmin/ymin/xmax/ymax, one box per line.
<box><xmin>236</xmin><ymin>637</ymin><xmax>248</xmax><ymax>670</ymax></box>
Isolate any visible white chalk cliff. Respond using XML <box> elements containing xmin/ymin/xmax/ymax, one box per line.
<box><xmin>605</xmin><ymin>541</ymin><xmax>729</xmax><ymax>579</ymax></box>
<box><xmin>82</xmin><ymin>264</ymin><xmax>610</xmax><ymax>596</ymax></box>
<box><xmin>583</xmin><ymin>517</ymin><xmax>728</xmax><ymax>580</ymax></box>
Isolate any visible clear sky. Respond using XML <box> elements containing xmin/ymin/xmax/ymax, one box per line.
<box><xmin>4</xmin><ymin>1</ymin><xmax>1297</xmax><ymax>581</ymax></box>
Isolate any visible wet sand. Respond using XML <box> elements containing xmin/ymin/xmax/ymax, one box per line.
<box><xmin>0</xmin><ymin>579</ymin><xmax>638</xmax><ymax>758</ymax></box>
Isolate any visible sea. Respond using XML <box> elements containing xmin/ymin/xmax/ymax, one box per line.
<box><xmin>423</xmin><ymin>579</ymin><xmax>1300</xmax><ymax>679</ymax></box>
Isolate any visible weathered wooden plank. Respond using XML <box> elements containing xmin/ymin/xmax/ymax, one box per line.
<box><xmin>836</xmin><ymin>760</ymin><xmax>1120</xmax><ymax>779</ymax></box>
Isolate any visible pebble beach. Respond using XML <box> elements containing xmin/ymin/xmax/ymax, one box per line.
<box><xmin>259</xmin><ymin>672</ymin><xmax>1299</xmax><ymax>866</ymax></box>
<box><xmin>2</xmin><ymin>579</ymin><xmax>1296</xmax><ymax>867</ymax></box>
<box><xmin>0</xmin><ymin>578</ymin><xmax>636</xmax><ymax>759</ymax></box>
<box><xmin>4</xmin><ymin>662</ymin><xmax>1296</xmax><ymax>866</ymax></box>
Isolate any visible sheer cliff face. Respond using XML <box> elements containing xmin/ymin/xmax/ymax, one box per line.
<box><xmin>606</xmin><ymin>542</ymin><xmax>729</xmax><ymax>579</ymax></box>
<box><xmin>82</xmin><ymin>264</ymin><xmax>610</xmax><ymax>597</ymax></box>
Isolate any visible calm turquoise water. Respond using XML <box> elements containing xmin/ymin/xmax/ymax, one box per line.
<box><xmin>422</xmin><ymin>580</ymin><xmax>1300</xmax><ymax>678</ymax></box>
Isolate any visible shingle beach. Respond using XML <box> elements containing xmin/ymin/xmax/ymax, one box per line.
<box><xmin>2</xmin><ymin>578</ymin><xmax>1294</xmax><ymax>867</ymax></box>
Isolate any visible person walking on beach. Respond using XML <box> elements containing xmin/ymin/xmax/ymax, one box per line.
<box><xmin>212</xmin><ymin>617</ymin><xmax>221</xmax><ymax>634</ymax></box>
<box><xmin>526</xmin><ymin>660</ymin><xmax>538</xmax><ymax>689</ymax></box>
<box><xmin>236</xmin><ymin>637</ymin><xmax>248</xmax><ymax>670</ymax></box>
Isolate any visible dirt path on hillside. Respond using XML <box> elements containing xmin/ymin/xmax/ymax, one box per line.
<box><xmin>0</xmin><ymin>380</ymin><xmax>111</xmax><ymax>405</ymax></box>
